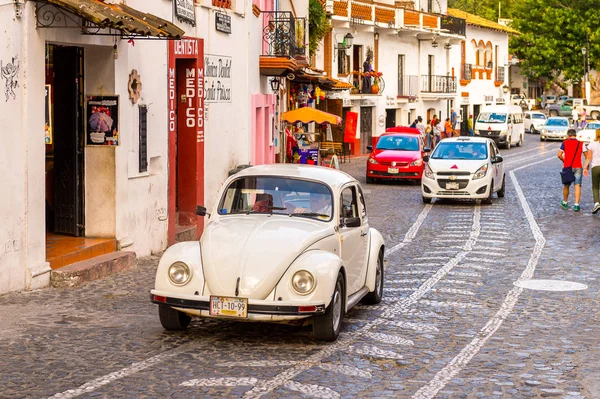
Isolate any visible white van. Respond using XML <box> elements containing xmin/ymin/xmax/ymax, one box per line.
<box><xmin>474</xmin><ymin>105</ymin><xmax>525</xmax><ymax>149</ymax></box>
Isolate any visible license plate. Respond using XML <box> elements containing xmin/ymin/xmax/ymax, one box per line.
<box><xmin>388</xmin><ymin>167</ymin><xmax>399</xmax><ymax>174</ymax></box>
<box><xmin>209</xmin><ymin>296</ymin><xmax>248</xmax><ymax>318</ymax></box>
<box><xmin>445</xmin><ymin>182</ymin><xmax>460</xmax><ymax>190</ymax></box>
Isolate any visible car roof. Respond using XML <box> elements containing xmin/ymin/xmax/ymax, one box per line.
<box><xmin>438</xmin><ymin>137</ymin><xmax>492</xmax><ymax>144</ymax></box>
<box><xmin>384</xmin><ymin>126</ymin><xmax>421</xmax><ymax>135</ymax></box>
<box><xmin>231</xmin><ymin>164</ymin><xmax>356</xmax><ymax>189</ymax></box>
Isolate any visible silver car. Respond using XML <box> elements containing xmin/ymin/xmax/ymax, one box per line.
<box><xmin>540</xmin><ymin>117</ymin><xmax>570</xmax><ymax>141</ymax></box>
<box><xmin>524</xmin><ymin>111</ymin><xmax>547</xmax><ymax>134</ymax></box>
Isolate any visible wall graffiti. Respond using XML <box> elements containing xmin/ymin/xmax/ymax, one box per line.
<box><xmin>1</xmin><ymin>56</ymin><xmax>19</xmax><ymax>102</ymax></box>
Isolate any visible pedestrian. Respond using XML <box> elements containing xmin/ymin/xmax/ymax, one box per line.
<box><xmin>580</xmin><ymin>108</ymin><xmax>587</xmax><ymax>129</ymax></box>
<box><xmin>424</xmin><ymin>119</ymin><xmax>432</xmax><ymax>148</ymax></box>
<box><xmin>409</xmin><ymin>118</ymin><xmax>418</xmax><ymax>128</ymax></box>
<box><xmin>450</xmin><ymin>108</ymin><xmax>458</xmax><ymax>131</ymax></box>
<box><xmin>432</xmin><ymin>118</ymin><xmax>442</xmax><ymax>147</ymax></box>
<box><xmin>571</xmin><ymin>106</ymin><xmax>579</xmax><ymax>128</ymax></box>
<box><xmin>468</xmin><ymin>114</ymin><xmax>474</xmax><ymax>136</ymax></box>
<box><xmin>558</xmin><ymin>128</ymin><xmax>588</xmax><ymax>211</ymax></box>
<box><xmin>416</xmin><ymin>116</ymin><xmax>425</xmax><ymax>138</ymax></box>
<box><xmin>583</xmin><ymin>128</ymin><xmax>600</xmax><ymax>214</ymax></box>
<box><xmin>443</xmin><ymin>117</ymin><xmax>453</xmax><ymax>139</ymax></box>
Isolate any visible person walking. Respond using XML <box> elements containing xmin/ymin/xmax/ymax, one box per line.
<box><xmin>580</xmin><ymin>108</ymin><xmax>587</xmax><ymax>129</ymax></box>
<box><xmin>558</xmin><ymin>128</ymin><xmax>588</xmax><ymax>211</ymax></box>
<box><xmin>571</xmin><ymin>107</ymin><xmax>579</xmax><ymax>128</ymax></box>
<box><xmin>443</xmin><ymin>117</ymin><xmax>453</xmax><ymax>140</ymax></box>
<box><xmin>583</xmin><ymin>129</ymin><xmax>600</xmax><ymax>214</ymax></box>
<box><xmin>468</xmin><ymin>114</ymin><xmax>474</xmax><ymax>136</ymax></box>
<box><xmin>425</xmin><ymin>119</ymin><xmax>432</xmax><ymax>148</ymax></box>
<box><xmin>432</xmin><ymin>117</ymin><xmax>442</xmax><ymax>147</ymax></box>
<box><xmin>450</xmin><ymin>108</ymin><xmax>458</xmax><ymax>132</ymax></box>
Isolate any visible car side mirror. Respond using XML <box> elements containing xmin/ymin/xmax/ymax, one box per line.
<box><xmin>492</xmin><ymin>155</ymin><xmax>503</xmax><ymax>164</ymax></box>
<box><xmin>366</xmin><ymin>145</ymin><xmax>373</xmax><ymax>152</ymax></box>
<box><xmin>423</xmin><ymin>155</ymin><xmax>430</xmax><ymax>162</ymax></box>
<box><xmin>342</xmin><ymin>217</ymin><xmax>361</xmax><ymax>228</ymax></box>
<box><xmin>195</xmin><ymin>205</ymin><xmax>210</xmax><ymax>217</ymax></box>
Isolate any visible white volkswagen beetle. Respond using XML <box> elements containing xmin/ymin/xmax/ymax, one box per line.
<box><xmin>151</xmin><ymin>164</ymin><xmax>385</xmax><ymax>341</ymax></box>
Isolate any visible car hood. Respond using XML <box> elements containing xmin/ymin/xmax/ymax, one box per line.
<box><xmin>201</xmin><ymin>216</ymin><xmax>334</xmax><ymax>299</ymax></box>
<box><xmin>543</xmin><ymin>125</ymin><xmax>568</xmax><ymax>131</ymax></box>
<box><xmin>429</xmin><ymin>159</ymin><xmax>487</xmax><ymax>174</ymax></box>
<box><xmin>372</xmin><ymin>149</ymin><xmax>420</xmax><ymax>162</ymax></box>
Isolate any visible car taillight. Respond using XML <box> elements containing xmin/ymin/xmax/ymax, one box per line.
<box><xmin>153</xmin><ymin>295</ymin><xmax>167</xmax><ymax>303</ymax></box>
<box><xmin>298</xmin><ymin>306</ymin><xmax>317</xmax><ymax>313</ymax></box>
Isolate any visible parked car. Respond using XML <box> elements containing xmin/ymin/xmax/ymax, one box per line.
<box><xmin>540</xmin><ymin>117</ymin><xmax>570</xmax><ymax>141</ymax></box>
<box><xmin>577</xmin><ymin>121</ymin><xmax>600</xmax><ymax>143</ymax></box>
<box><xmin>421</xmin><ymin>137</ymin><xmax>505</xmax><ymax>204</ymax></box>
<box><xmin>510</xmin><ymin>93</ymin><xmax>533</xmax><ymax>110</ymax></box>
<box><xmin>557</xmin><ymin>95</ymin><xmax>572</xmax><ymax>105</ymax></box>
<box><xmin>548</xmin><ymin>98</ymin><xmax>586</xmax><ymax>117</ymax></box>
<box><xmin>474</xmin><ymin>105</ymin><xmax>525</xmax><ymax>149</ymax></box>
<box><xmin>541</xmin><ymin>94</ymin><xmax>557</xmax><ymax>109</ymax></box>
<box><xmin>366</xmin><ymin>127</ymin><xmax>427</xmax><ymax>183</ymax></box>
<box><xmin>524</xmin><ymin>111</ymin><xmax>547</xmax><ymax>134</ymax></box>
<box><xmin>150</xmin><ymin>164</ymin><xmax>385</xmax><ymax>341</ymax></box>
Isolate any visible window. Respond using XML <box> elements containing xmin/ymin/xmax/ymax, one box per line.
<box><xmin>340</xmin><ymin>186</ymin><xmax>359</xmax><ymax>225</ymax></box>
<box><xmin>357</xmin><ymin>185</ymin><xmax>367</xmax><ymax>217</ymax></box>
<box><xmin>139</xmin><ymin>105</ymin><xmax>148</xmax><ymax>173</ymax></box>
<box><xmin>338</xmin><ymin>50</ymin><xmax>350</xmax><ymax>75</ymax></box>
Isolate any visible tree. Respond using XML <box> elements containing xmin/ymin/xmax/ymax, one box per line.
<box><xmin>509</xmin><ymin>0</ymin><xmax>600</xmax><ymax>83</ymax></box>
<box><xmin>448</xmin><ymin>0</ymin><xmax>518</xmax><ymax>20</ymax></box>
<box><xmin>308</xmin><ymin>0</ymin><xmax>329</xmax><ymax>58</ymax></box>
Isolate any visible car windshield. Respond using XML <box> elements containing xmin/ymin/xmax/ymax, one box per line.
<box><xmin>431</xmin><ymin>142</ymin><xmax>488</xmax><ymax>160</ymax></box>
<box><xmin>531</xmin><ymin>113</ymin><xmax>546</xmax><ymax>120</ymax></box>
<box><xmin>546</xmin><ymin>119</ymin><xmax>568</xmax><ymax>127</ymax></box>
<box><xmin>586</xmin><ymin>122</ymin><xmax>600</xmax><ymax>130</ymax></box>
<box><xmin>376</xmin><ymin>135</ymin><xmax>420</xmax><ymax>151</ymax></box>
<box><xmin>218</xmin><ymin>176</ymin><xmax>333</xmax><ymax>221</ymax></box>
<box><xmin>477</xmin><ymin>112</ymin><xmax>507</xmax><ymax>123</ymax></box>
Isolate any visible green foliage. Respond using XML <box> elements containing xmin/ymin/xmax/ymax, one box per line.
<box><xmin>308</xmin><ymin>0</ymin><xmax>329</xmax><ymax>58</ymax></box>
<box><xmin>448</xmin><ymin>0</ymin><xmax>518</xmax><ymax>20</ymax></box>
<box><xmin>509</xmin><ymin>0</ymin><xmax>600</xmax><ymax>83</ymax></box>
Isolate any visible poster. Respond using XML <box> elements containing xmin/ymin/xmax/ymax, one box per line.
<box><xmin>86</xmin><ymin>95</ymin><xmax>119</xmax><ymax>146</ymax></box>
<box><xmin>344</xmin><ymin>112</ymin><xmax>358</xmax><ymax>143</ymax></box>
<box><xmin>45</xmin><ymin>84</ymin><xmax>52</xmax><ymax>145</ymax></box>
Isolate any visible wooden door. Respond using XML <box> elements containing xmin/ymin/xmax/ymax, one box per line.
<box><xmin>360</xmin><ymin>107</ymin><xmax>372</xmax><ymax>154</ymax></box>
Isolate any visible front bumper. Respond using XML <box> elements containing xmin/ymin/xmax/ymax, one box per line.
<box><xmin>367</xmin><ymin>164</ymin><xmax>423</xmax><ymax>179</ymax></box>
<box><xmin>421</xmin><ymin>175</ymin><xmax>491</xmax><ymax>199</ymax></box>
<box><xmin>540</xmin><ymin>131</ymin><xmax>567</xmax><ymax>140</ymax></box>
<box><xmin>150</xmin><ymin>292</ymin><xmax>326</xmax><ymax>320</ymax></box>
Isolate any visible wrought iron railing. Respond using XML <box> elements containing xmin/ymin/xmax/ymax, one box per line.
<box><xmin>398</xmin><ymin>75</ymin><xmax>419</xmax><ymax>97</ymax></box>
<box><xmin>462</xmin><ymin>63</ymin><xmax>472</xmax><ymax>80</ymax></box>
<box><xmin>497</xmin><ymin>66</ymin><xmax>505</xmax><ymax>82</ymax></box>
<box><xmin>262</xmin><ymin>11</ymin><xmax>306</xmax><ymax>57</ymax></box>
<box><xmin>420</xmin><ymin>75</ymin><xmax>457</xmax><ymax>93</ymax></box>
<box><xmin>440</xmin><ymin>15</ymin><xmax>466</xmax><ymax>37</ymax></box>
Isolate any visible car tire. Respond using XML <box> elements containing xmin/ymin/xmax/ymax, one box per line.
<box><xmin>531</xmin><ymin>126</ymin><xmax>537</xmax><ymax>134</ymax></box>
<box><xmin>517</xmin><ymin>135</ymin><xmax>523</xmax><ymax>147</ymax></box>
<box><xmin>422</xmin><ymin>196</ymin><xmax>432</xmax><ymax>204</ymax></box>
<box><xmin>504</xmin><ymin>139</ymin><xmax>511</xmax><ymax>150</ymax></box>
<box><xmin>483</xmin><ymin>180</ymin><xmax>494</xmax><ymax>205</ymax></box>
<box><xmin>313</xmin><ymin>273</ymin><xmax>344</xmax><ymax>341</ymax></box>
<box><xmin>366</xmin><ymin>176</ymin><xmax>374</xmax><ymax>184</ymax></box>
<box><xmin>363</xmin><ymin>251</ymin><xmax>384</xmax><ymax>305</ymax></box>
<box><xmin>158</xmin><ymin>304</ymin><xmax>191</xmax><ymax>331</ymax></box>
<box><xmin>497</xmin><ymin>175</ymin><xmax>506</xmax><ymax>198</ymax></box>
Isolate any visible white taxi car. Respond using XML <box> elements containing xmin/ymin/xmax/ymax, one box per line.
<box><xmin>577</xmin><ymin>121</ymin><xmax>600</xmax><ymax>144</ymax></box>
<box><xmin>151</xmin><ymin>164</ymin><xmax>385</xmax><ymax>341</ymax></box>
<box><xmin>421</xmin><ymin>137</ymin><xmax>505</xmax><ymax>204</ymax></box>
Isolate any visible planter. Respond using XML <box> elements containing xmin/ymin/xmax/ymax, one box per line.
<box><xmin>371</xmin><ymin>84</ymin><xmax>379</xmax><ymax>94</ymax></box>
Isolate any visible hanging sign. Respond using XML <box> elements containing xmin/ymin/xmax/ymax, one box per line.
<box><xmin>85</xmin><ymin>95</ymin><xmax>120</xmax><ymax>146</ymax></box>
<box><xmin>204</xmin><ymin>54</ymin><xmax>232</xmax><ymax>103</ymax></box>
<box><xmin>215</xmin><ymin>12</ymin><xmax>231</xmax><ymax>34</ymax></box>
<box><xmin>344</xmin><ymin>112</ymin><xmax>358</xmax><ymax>143</ymax></box>
<box><xmin>174</xmin><ymin>0</ymin><xmax>196</xmax><ymax>26</ymax></box>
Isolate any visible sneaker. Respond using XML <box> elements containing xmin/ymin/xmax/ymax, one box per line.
<box><xmin>560</xmin><ymin>200</ymin><xmax>568</xmax><ymax>210</ymax></box>
<box><xmin>593</xmin><ymin>203</ymin><xmax>600</xmax><ymax>214</ymax></box>
<box><xmin>573</xmin><ymin>204</ymin><xmax>580</xmax><ymax>212</ymax></box>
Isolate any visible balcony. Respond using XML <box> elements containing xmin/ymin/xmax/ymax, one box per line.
<box><xmin>440</xmin><ymin>15</ymin><xmax>466</xmax><ymax>37</ymax></box>
<box><xmin>421</xmin><ymin>75</ymin><xmax>457</xmax><ymax>94</ymax></box>
<box><xmin>398</xmin><ymin>75</ymin><xmax>419</xmax><ymax>97</ymax></box>
<box><xmin>259</xmin><ymin>11</ymin><xmax>306</xmax><ymax>76</ymax></box>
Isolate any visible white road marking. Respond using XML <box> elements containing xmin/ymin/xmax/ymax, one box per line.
<box><xmin>283</xmin><ymin>380</ymin><xmax>341</xmax><ymax>399</ymax></box>
<box><xmin>389</xmin><ymin>270</ymin><xmax>437</xmax><ymax>275</ymax></box>
<box><xmin>352</xmin><ymin>345</ymin><xmax>404</xmax><ymax>359</ymax></box>
<box><xmin>317</xmin><ymin>363</ymin><xmax>372</xmax><ymax>379</ymax></box>
<box><xmin>386</xmin><ymin>204</ymin><xmax>433</xmax><ymax>256</ymax></box>
<box><xmin>426</xmin><ymin>250</ymin><xmax>460</xmax><ymax>255</ymax></box>
<box><xmin>442</xmin><ymin>279</ymin><xmax>483</xmax><ymax>286</ymax></box>
<box><xmin>388</xmin><ymin>279</ymin><xmax>427</xmax><ymax>283</ymax></box>
<box><xmin>500</xmin><ymin>146</ymin><xmax>555</xmax><ymax>159</ymax></box>
<box><xmin>385</xmin><ymin>287</ymin><xmax>417</xmax><ymax>292</ymax></box>
<box><xmin>419</xmin><ymin>299</ymin><xmax>482</xmax><ymax>308</ymax></box>
<box><xmin>472</xmin><ymin>247</ymin><xmax>506</xmax><ymax>252</ymax></box>
<box><xmin>387</xmin><ymin>321</ymin><xmax>439</xmax><ymax>332</ymax></box>
<box><xmin>449</xmin><ymin>271</ymin><xmax>481</xmax><ymax>277</ymax></box>
<box><xmin>436</xmin><ymin>233</ymin><xmax>469</xmax><ymax>238</ymax></box>
<box><xmin>432</xmin><ymin>288</ymin><xmax>475</xmax><ymax>296</ymax></box>
<box><xmin>431</xmin><ymin>239</ymin><xmax>465</xmax><ymax>243</ymax></box>
<box><xmin>365</xmin><ymin>332</ymin><xmax>415</xmax><ymax>346</ymax></box>
<box><xmin>181</xmin><ymin>377</ymin><xmax>259</xmax><ymax>387</ymax></box>
<box><xmin>457</xmin><ymin>263</ymin><xmax>491</xmax><ymax>271</ymax></box>
<box><xmin>465</xmin><ymin>257</ymin><xmax>499</xmax><ymax>264</ymax></box>
<box><xmin>215</xmin><ymin>360</ymin><xmax>297</xmax><ymax>367</ymax></box>
<box><xmin>405</xmin><ymin>263</ymin><xmax>441</xmax><ymax>267</ymax></box>
<box><xmin>412</xmin><ymin>157</ymin><xmax>547</xmax><ymax>399</ymax></box>
<box><xmin>413</xmin><ymin>256</ymin><xmax>452</xmax><ymax>260</ymax></box>
<box><xmin>476</xmin><ymin>239</ymin><xmax>507</xmax><ymax>243</ymax></box>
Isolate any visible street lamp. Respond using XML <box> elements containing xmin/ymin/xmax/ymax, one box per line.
<box><xmin>502</xmin><ymin>85</ymin><xmax>510</xmax><ymax>94</ymax></box>
<box><xmin>582</xmin><ymin>44</ymin><xmax>589</xmax><ymax>100</ymax></box>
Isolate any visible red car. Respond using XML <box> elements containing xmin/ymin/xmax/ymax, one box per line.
<box><xmin>366</xmin><ymin>127</ymin><xmax>427</xmax><ymax>183</ymax></box>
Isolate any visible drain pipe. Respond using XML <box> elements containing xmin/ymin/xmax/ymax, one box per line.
<box><xmin>31</xmin><ymin>266</ymin><xmax>52</xmax><ymax>278</ymax></box>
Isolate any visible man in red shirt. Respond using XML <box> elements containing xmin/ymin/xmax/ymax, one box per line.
<box><xmin>558</xmin><ymin>129</ymin><xmax>588</xmax><ymax>211</ymax></box>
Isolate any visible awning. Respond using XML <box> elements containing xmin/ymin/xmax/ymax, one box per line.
<box><xmin>38</xmin><ymin>0</ymin><xmax>185</xmax><ymax>39</ymax></box>
<box><xmin>282</xmin><ymin>107</ymin><xmax>342</xmax><ymax>125</ymax></box>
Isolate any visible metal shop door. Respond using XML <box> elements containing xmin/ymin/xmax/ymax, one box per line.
<box><xmin>360</xmin><ymin>107</ymin><xmax>372</xmax><ymax>154</ymax></box>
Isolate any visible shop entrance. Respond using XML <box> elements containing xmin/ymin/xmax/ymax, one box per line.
<box><xmin>360</xmin><ymin>107</ymin><xmax>373</xmax><ymax>154</ymax></box>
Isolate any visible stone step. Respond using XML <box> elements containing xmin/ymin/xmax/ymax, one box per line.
<box><xmin>50</xmin><ymin>251</ymin><xmax>136</xmax><ymax>288</ymax></box>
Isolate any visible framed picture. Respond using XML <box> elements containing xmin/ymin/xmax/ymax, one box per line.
<box><xmin>86</xmin><ymin>95</ymin><xmax>119</xmax><ymax>146</ymax></box>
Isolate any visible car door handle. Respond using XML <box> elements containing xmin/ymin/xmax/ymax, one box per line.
<box><xmin>360</xmin><ymin>230</ymin><xmax>367</xmax><ymax>237</ymax></box>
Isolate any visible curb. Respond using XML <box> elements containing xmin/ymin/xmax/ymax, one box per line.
<box><xmin>50</xmin><ymin>251</ymin><xmax>137</xmax><ymax>288</ymax></box>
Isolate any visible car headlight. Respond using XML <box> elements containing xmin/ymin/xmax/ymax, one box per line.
<box><xmin>368</xmin><ymin>157</ymin><xmax>378</xmax><ymax>164</ymax></box>
<box><xmin>168</xmin><ymin>261</ymin><xmax>192</xmax><ymax>286</ymax></box>
<box><xmin>291</xmin><ymin>270</ymin><xmax>315</xmax><ymax>295</ymax></box>
<box><xmin>500</xmin><ymin>131</ymin><xmax>508</xmax><ymax>136</ymax></box>
<box><xmin>410</xmin><ymin>159</ymin><xmax>423</xmax><ymax>167</ymax></box>
<box><xmin>472</xmin><ymin>164</ymin><xmax>488</xmax><ymax>180</ymax></box>
<box><xmin>424</xmin><ymin>163</ymin><xmax>434</xmax><ymax>179</ymax></box>
<box><xmin>541</xmin><ymin>129</ymin><xmax>547</xmax><ymax>134</ymax></box>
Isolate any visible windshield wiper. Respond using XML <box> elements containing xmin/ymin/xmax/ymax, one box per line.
<box><xmin>289</xmin><ymin>212</ymin><xmax>330</xmax><ymax>218</ymax></box>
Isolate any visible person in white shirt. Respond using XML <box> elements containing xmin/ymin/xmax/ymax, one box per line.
<box><xmin>583</xmin><ymin>129</ymin><xmax>600</xmax><ymax>214</ymax></box>
<box><xmin>572</xmin><ymin>107</ymin><xmax>579</xmax><ymax>126</ymax></box>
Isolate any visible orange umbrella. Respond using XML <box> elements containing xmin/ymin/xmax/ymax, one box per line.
<box><xmin>282</xmin><ymin>107</ymin><xmax>342</xmax><ymax>125</ymax></box>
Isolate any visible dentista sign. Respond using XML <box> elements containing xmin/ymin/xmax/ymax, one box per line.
<box><xmin>204</xmin><ymin>54</ymin><xmax>232</xmax><ymax>103</ymax></box>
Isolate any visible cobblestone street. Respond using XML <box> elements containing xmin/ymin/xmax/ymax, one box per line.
<box><xmin>1</xmin><ymin>138</ymin><xmax>599</xmax><ymax>399</ymax></box>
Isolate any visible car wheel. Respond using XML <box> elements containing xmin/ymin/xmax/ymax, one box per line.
<box><xmin>483</xmin><ymin>180</ymin><xmax>494</xmax><ymax>205</ymax></box>
<box><xmin>158</xmin><ymin>304</ymin><xmax>191</xmax><ymax>331</ymax></box>
<box><xmin>313</xmin><ymin>273</ymin><xmax>344</xmax><ymax>341</ymax></box>
<box><xmin>497</xmin><ymin>175</ymin><xmax>506</xmax><ymax>198</ymax></box>
<box><xmin>363</xmin><ymin>251</ymin><xmax>384</xmax><ymax>305</ymax></box>
<box><xmin>504</xmin><ymin>138</ymin><xmax>511</xmax><ymax>150</ymax></box>
<box><xmin>517</xmin><ymin>135</ymin><xmax>523</xmax><ymax>147</ymax></box>
<box><xmin>366</xmin><ymin>176</ymin><xmax>374</xmax><ymax>184</ymax></box>
<box><xmin>422</xmin><ymin>196</ymin><xmax>432</xmax><ymax>204</ymax></box>
<box><xmin>540</xmin><ymin>136</ymin><xmax>545</xmax><ymax>142</ymax></box>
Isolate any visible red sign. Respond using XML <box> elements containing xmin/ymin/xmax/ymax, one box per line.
<box><xmin>344</xmin><ymin>112</ymin><xmax>358</xmax><ymax>143</ymax></box>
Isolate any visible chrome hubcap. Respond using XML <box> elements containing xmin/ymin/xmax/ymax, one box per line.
<box><xmin>375</xmin><ymin>259</ymin><xmax>382</xmax><ymax>294</ymax></box>
<box><xmin>332</xmin><ymin>288</ymin><xmax>342</xmax><ymax>330</ymax></box>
